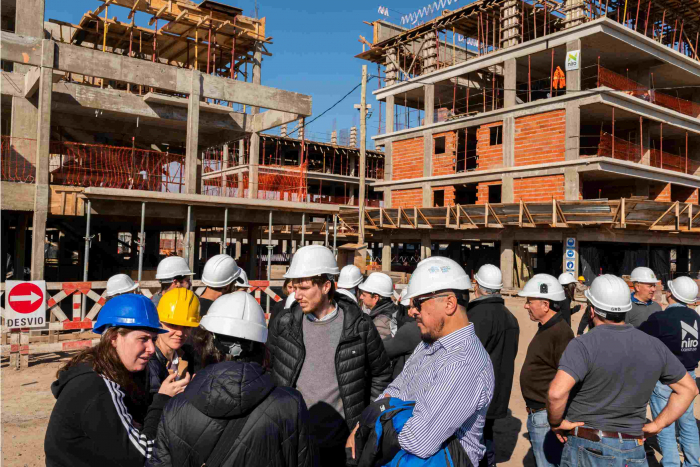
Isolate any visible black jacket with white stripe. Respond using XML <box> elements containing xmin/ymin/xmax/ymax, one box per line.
<box><xmin>45</xmin><ymin>362</ymin><xmax>170</xmax><ymax>467</ymax></box>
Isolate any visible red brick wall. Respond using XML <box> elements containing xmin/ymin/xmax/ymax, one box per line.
<box><xmin>433</xmin><ymin>131</ymin><xmax>456</xmax><ymax>176</ymax></box>
<box><xmin>513</xmin><ymin>175</ymin><xmax>566</xmax><ymax>202</ymax></box>
<box><xmin>651</xmin><ymin>183</ymin><xmax>671</xmax><ymax>202</ymax></box>
<box><xmin>393</xmin><ymin>137</ymin><xmax>424</xmax><ymax>180</ymax></box>
<box><xmin>476</xmin><ymin>181</ymin><xmax>502</xmax><ymax>204</ymax></box>
<box><xmin>433</xmin><ymin>187</ymin><xmax>456</xmax><ymax>206</ymax></box>
<box><xmin>514</xmin><ymin>110</ymin><xmax>566</xmax><ymax>166</ymax></box>
<box><xmin>671</xmin><ymin>185</ymin><xmax>699</xmax><ymax>204</ymax></box>
<box><xmin>476</xmin><ymin>122</ymin><xmax>503</xmax><ymax>171</ymax></box>
<box><xmin>392</xmin><ymin>188</ymin><xmax>423</xmax><ymax>208</ymax></box>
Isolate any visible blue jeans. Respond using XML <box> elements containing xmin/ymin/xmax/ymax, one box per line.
<box><xmin>561</xmin><ymin>432</ymin><xmax>647</xmax><ymax>467</ymax></box>
<box><xmin>649</xmin><ymin>371</ymin><xmax>700</xmax><ymax>467</ymax></box>
<box><xmin>527</xmin><ymin>409</ymin><xmax>563</xmax><ymax>467</ymax></box>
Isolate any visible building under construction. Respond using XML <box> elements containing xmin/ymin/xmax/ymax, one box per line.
<box><xmin>1</xmin><ymin>0</ymin><xmax>388</xmax><ymax>301</ymax></box>
<box><xmin>348</xmin><ymin>0</ymin><xmax>700</xmax><ymax>288</ymax></box>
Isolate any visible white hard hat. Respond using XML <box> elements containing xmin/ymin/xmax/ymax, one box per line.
<box><xmin>399</xmin><ymin>288</ymin><xmax>409</xmax><ymax>306</ymax></box>
<box><xmin>518</xmin><ymin>274</ymin><xmax>566</xmax><ymax>301</ymax></box>
<box><xmin>584</xmin><ymin>274</ymin><xmax>632</xmax><ymax>313</ymax></box>
<box><xmin>284</xmin><ymin>245</ymin><xmax>339</xmax><ymax>279</ymax></box>
<box><xmin>558</xmin><ymin>272</ymin><xmax>578</xmax><ymax>286</ymax></box>
<box><xmin>200</xmin><ymin>291</ymin><xmax>268</xmax><ymax>343</ymax></box>
<box><xmin>202</xmin><ymin>254</ymin><xmax>241</xmax><ymax>288</ymax></box>
<box><xmin>106</xmin><ymin>274</ymin><xmax>138</xmax><ymax>297</ymax></box>
<box><xmin>284</xmin><ymin>291</ymin><xmax>296</xmax><ymax>308</ymax></box>
<box><xmin>235</xmin><ymin>269</ymin><xmax>252</xmax><ymax>289</ymax></box>
<box><xmin>338</xmin><ymin>265</ymin><xmax>363</xmax><ymax>289</ymax></box>
<box><xmin>630</xmin><ymin>267</ymin><xmax>658</xmax><ymax>284</ymax></box>
<box><xmin>155</xmin><ymin>256</ymin><xmax>193</xmax><ymax>282</ymax></box>
<box><xmin>405</xmin><ymin>256</ymin><xmax>472</xmax><ymax>300</ymax></box>
<box><xmin>474</xmin><ymin>264</ymin><xmax>503</xmax><ymax>289</ymax></box>
<box><xmin>667</xmin><ymin>276</ymin><xmax>699</xmax><ymax>305</ymax></box>
<box><xmin>359</xmin><ymin>273</ymin><xmax>394</xmax><ymax>298</ymax></box>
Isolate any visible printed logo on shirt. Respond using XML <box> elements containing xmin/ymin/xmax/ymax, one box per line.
<box><xmin>680</xmin><ymin>320</ymin><xmax>699</xmax><ymax>351</ymax></box>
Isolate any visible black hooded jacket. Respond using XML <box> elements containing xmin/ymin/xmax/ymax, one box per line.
<box><xmin>45</xmin><ymin>362</ymin><xmax>170</xmax><ymax>467</ymax></box>
<box><xmin>147</xmin><ymin>361</ymin><xmax>317</xmax><ymax>467</ymax></box>
<box><xmin>267</xmin><ymin>292</ymin><xmax>393</xmax><ymax>430</ymax></box>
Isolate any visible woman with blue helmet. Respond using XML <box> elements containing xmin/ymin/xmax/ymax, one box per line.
<box><xmin>44</xmin><ymin>294</ymin><xmax>190</xmax><ymax>467</ymax></box>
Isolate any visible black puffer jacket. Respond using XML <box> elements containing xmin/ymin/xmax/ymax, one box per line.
<box><xmin>267</xmin><ymin>292</ymin><xmax>393</xmax><ymax>430</ymax></box>
<box><xmin>147</xmin><ymin>361</ymin><xmax>316</xmax><ymax>467</ymax></box>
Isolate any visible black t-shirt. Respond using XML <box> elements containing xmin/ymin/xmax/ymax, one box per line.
<box><xmin>639</xmin><ymin>304</ymin><xmax>700</xmax><ymax>371</ymax></box>
<box><xmin>199</xmin><ymin>298</ymin><xmax>214</xmax><ymax>318</ymax></box>
<box><xmin>559</xmin><ymin>324</ymin><xmax>687</xmax><ymax>435</ymax></box>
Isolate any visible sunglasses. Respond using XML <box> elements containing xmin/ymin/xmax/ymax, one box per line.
<box><xmin>411</xmin><ymin>293</ymin><xmax>454</xmax><ymax>312</ymax></box>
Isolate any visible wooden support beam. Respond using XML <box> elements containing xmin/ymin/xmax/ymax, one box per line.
<box><xmin>149</xmin><ymin>5</ymin><xmax>169</xmax><ymax>26</ymax></box>
<box><xmin>128</xmin><ymin>0</ymin><xmax>142</xmax><ymax>20</ymax></box>
<box><xmin>649</xmin><ymin>201</ymin><xmax>679</xmax><ymax>230</ymax></box>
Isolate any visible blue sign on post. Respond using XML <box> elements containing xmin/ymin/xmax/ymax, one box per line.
<box><xmin>566</xmin><ymin>249</ymin><xmax>576</xmax><ymax>259</ymax></box>
<box><xmin>566</xmin><ymin>261</ymin><xmax>575</xmax><ymax>271</ymax></box>
<box><xmin>566</xmin><ymin>237</ymin><xmax>576</xmax><ymax>248</ymax></box>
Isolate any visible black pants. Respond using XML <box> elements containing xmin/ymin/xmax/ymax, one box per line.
<box><xmin>320</xmin><ymin>443</ymin><xmax>347</xmax><ymax>467</ymax></box>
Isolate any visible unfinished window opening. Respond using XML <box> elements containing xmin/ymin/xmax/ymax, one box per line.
<box><xmin>456</xmin><ymin>128</ymin><xmax>478</xmax><ymax>172</ymax></box>
<box><xmin>489</xmin><ymin>126</ymin><xmax>502</xmax><ymax>146</ymax></box>
<box><xmin>488</xmin><ymin>185</ymin><xmax>502</xmax><ymax>203</ymax></box>
<box><xmin>434</xmin><ymin>136</ymin><xmax>446</xmax><ymax>155</ymax></box>
<box><xmin>434</xmin><ymin>190</ymin><xmax>445</xmax><ymax>207</ymax></box>
<box><xmin>454</xmin><ymin>184</ymin><xmax>477</xmax><ymax>205</ymax></box>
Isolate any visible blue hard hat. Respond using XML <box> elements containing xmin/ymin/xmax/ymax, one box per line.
<box><xmin>93</xmin><ymin>294</ymin><xmax>167</xmax><ymax>335</ymax></box>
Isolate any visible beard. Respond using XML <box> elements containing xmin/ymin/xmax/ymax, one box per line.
<box><xmin>419</xmin><ymin>317</ymin><xmax>444</xmax><ymax>344</ymax></box>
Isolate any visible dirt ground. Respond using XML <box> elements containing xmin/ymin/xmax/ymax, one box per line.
<box><xmin>2</xmin><ymin>296</ymin><xmax>699</xmax><ymax>466</ymax></box>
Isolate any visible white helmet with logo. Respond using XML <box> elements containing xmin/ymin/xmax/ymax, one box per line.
<box><xmin>630</xmin><ymin>267</ymin><xmax>658</xmax><ymax>284</ymax></box>
<box><xmin>405</xmin><ymin>256</ymin><xmax>472</xmax><ymax>300</ymax></box>
<box><xmin>200</xmin><ymin>291</ymin><xmax>268</xmax><ymax>343</ymax></box>
<box><xmin>518</xmin><ymin>274</ymin><xmax>566</xmax><ymax>301</ymax></box>
<box><xmin>235</xmin><ymin>269</ymin><xmax>252</xmax><ymax>289</ymax></box>
<box><xmin>584</xmin><ymin>274</ymin><xmax>632</xmax><ymax>313</ymax></box>
<box><xmin>474</xmin><ymin>264</ymin><xmax>503</xmax><ymax>290</ymax></box>
<box><xmin>337</xmin><ymin>265</ymin><xmax>363</xmax><ymax>289</ymax></box>
<box><xmin>155</xmin><ymin>256</ymin><xmax>194</xmax><ymax>282</ymax></box>
<box><xmin>284</xmin><ymin>245</ymin><xmax>339</xmax><ymax>279</ymax></box>
<box><xmin>106</xmin><ymin>274</ymin><xmax>139</xmax><ymax>297</ymax></box>
<box><xmin>558</xmin><ymin>272</ymin><xmax>578</xmax><ymax>286</ymax></box>
<box><xmin>359</xmin><ymin>273</ymin><xmax>394</xmax><ymax>298</ymax></box>
<box><xmin>667</xmin><ymin>276</ymin><xmax>699</xmax><ymax>305</ymax></box>
<box><xmin>202</xmin><ymin>254</ymin><xmax>241</xmax><ymax>288</ymax></box>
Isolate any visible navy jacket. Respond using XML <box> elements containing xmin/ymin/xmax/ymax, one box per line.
<box><xmin>640</xmin><ymin>304</ymin><xmax>700</xmax><ymax>372</ymax></box>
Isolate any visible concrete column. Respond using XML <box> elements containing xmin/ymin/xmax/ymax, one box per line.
<box><xmin>503</xmin><ymin>116</ymin><xmax>515</xmax><ymax>167</ymax></box>
<box><xmin>420</xmin><ymin>233</ymin><xmax>432</xmax><ymax>259</ymax></box>
<box><xmin>237</xmin><ymin>139</ymin><xmax>245</xmax><ymax>194</ymax></box>
<box><xmin>500</xmin><ymin>233</ymin><xmax>514</xmax><ymax>288</ymax></box>
<box><xmin>424</xmin><ymin>84</ymin><xmax>435</xmax><ymax>126</ymax></box>
<box><xmin>640</xmin><ymin>120</ymin><xmax>651</xmax><ymax>166</ymax></box>
<box><xmin>15</xmin><ymin>0</ymin><xmax>45</xmax><ymax>38</ymax></box>
<box><xmin>184</xmin><ymin>208</ymin><xmax>197</xmax><ymax>270</ymax></box>
<box><xmin>384</xmin><ymin>95</ymin><xmax>394</xmax><ymax>182</ymax></box>
<box><xmin>30</xmin><ymin>40</ymin><xmax>54</xmax><ymax>280</ymax></box>
<box><xmin>235</xmin><ymin>239</ymin><xmax>242</xmax><ymax>260</ymax></box>
<box><xmin>385</xmin><ymin>48</ymin><xmax>398</xmax><ymax>86</ymax></box>
<box><xmin>186</xmin><ymin>70</ymin><xmax>201</xmax><ymax>195</ymax></box>
<box><xmin>222</xmin><ymin>143</ymin><xmax>229</xmax><ymax>190</ymax></box>
<box><xmin>564</xmin><ymin>0</ymin><xmax>586</xmax><ymax>28</ymax></box>
<box><xmin>564</xmin><ymin>167</ymin><xmax>581</xmax><ymax>200</ymax></box>
<box><xmin>382</xmin><ymin>235</ymin><xmax>392</xmax><ymax>272</ymax></box>
<box><xmin>566</xmin><ymin>40</ymin><xmax>582</xmax><ymax>92</ymax></box>
<box><xmin>504</xmin><ymin>59</ymin><xmax>517</xmax><ymax>108</ymax></box>
<box><xmin>421</xmin><ymin>31</ymin><xmax>438</xmax><ymax>75</ymax></box>
<box><xmin>502</xmin><ymin>176</ymin><xmax>514</xmax><ymax>203</ymax></box>
<box><xmin>565</xmin><ymin>101</ymin><xmax>580</xmax><ymax>161</ymax></box>
<box><xmin>246</xmin><ymin>225</ymin><xmax>258</xmax><ymax>279</ymax></box>
<box><xmin>500</xmin><ymin>0</ymin><xmax>521</xmax><ymax>49</ymax></box>
<box><xmin>248</xmin><ymin>42</ymin><xmax>262</xmax><ymax>199</ymax></box>
<box><xmin>386</xmin><ymin>95</ymin><xmax>395</xmax><ymax>134</ymax></box>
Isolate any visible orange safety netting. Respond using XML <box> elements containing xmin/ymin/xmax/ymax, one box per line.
<box><xmin>1</xmin><ymin>136</ymin><xmax>37</xmax><ymax>183</ymax></box>
<box><xmin>49</xmin><ymin>141</ymin><xmax>186</xmax><ymax>193</ymax></box>
<box><xmin>598</xmin><ymin>67</ymin><xmax>700</xmax><ymax>118</ymax></box>
<box><xmin>203</xmin><ymin>162</ymin><xmax>308</xmax><ymax>201</ymax></box>
<box><xmin>597</xmin><ymin>132</ymin><xmax>700</xmax><ymax>175</ymax></box>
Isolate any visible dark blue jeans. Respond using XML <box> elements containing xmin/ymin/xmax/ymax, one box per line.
<box><xmin>561</xmin><ymin>430</ymin><xmax>647</xmax><ymax>467</ymax></box>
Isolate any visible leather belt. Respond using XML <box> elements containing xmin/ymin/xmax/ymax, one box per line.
<box><xmin>573</xmin><ymin>427</ymin><xmax>644</xmax><ymax>442</ymax></box>
<box><xmin>525</xmin><ymin>407</ymin><xmax>546</xmax><ymax>414</ymax></box>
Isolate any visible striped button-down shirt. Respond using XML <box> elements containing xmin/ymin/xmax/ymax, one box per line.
<box><xmin>380</xmin><ymin>324</ymin><xmax>494</xmax><ymax>465</ymax></box>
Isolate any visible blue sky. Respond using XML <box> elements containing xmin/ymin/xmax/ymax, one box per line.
<box><xmin>45</xmin><ymin>0</ymin><xmax>453</xmax><ymax>148</ymax></box>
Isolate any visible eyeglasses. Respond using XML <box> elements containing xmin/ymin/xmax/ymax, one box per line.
<box><xmin>412</xmin><ymin>293</ymin><xmax>454</xmax><ymax>312</ymax></box>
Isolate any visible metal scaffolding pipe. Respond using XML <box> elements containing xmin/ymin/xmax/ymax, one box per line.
<box><xmin>333</xmin><ymin>215</ymin><xmax>338</xmax><ymax>257</ymax></box>
<box><xmin>82</xmin><ymin>200</ymin><xmax>92</xmax><ymax>319</ymax></box>
<box><xmin>301</xmin><ymin>213</ymin><xmax>306</xmax><ymax>245</ymax></box>
<box><xmin>138</xmin><ymin>202</ymin><xmax>145</xmax><ymax>282</ymax></box>
<box><xmin>223</xmin><ymin>208</ymin><xmax>229</xmax><ymax>254</ymax></box>
<box><xmin>267</xmin><ymin>210</ymin><xmax>273</xmax><ymax>313</ymax></box>
<box><xmin>325</xmin><ymin>216</ymin><xmax>329</xmax><ymax>247</ymax></box>
<box><xmin>185</xmin><ymin>205</ymin><xmax>192</xmax><ymax>261</ymax></box>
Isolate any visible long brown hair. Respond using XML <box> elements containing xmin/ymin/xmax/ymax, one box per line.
<box><xmin>58</xmin><ymin>327</ymin><xmax>148</xmax><ymax>404</ymax></box>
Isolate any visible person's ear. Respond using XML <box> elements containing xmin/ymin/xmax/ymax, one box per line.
<box><xmin>322</xmin><ymin>281</ymin><xmax>332</xmax><ymax>295</ymax></box>
<box><xmin>444</xmin><ymin>294</ymin><xmax>458</xmax><ymax>316</ymax></box>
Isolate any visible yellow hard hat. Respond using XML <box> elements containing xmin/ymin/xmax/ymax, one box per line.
<box><xmin>157</xmin><ymin>288</ymin><xmax>201</xmax><ymax>327</ymax></box>
<box><xmin>578</xmin><ymin>276</ymin><xmax>585</xmax><ymax>281</ymax></box>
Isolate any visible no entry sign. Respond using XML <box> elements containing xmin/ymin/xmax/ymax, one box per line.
<box><xmin>5</xmin><ymin>280</ymin><xmax>47</xmax><ymax>329</ymax></box>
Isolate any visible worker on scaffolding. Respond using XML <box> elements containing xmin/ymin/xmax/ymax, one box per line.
<box><xmin>147</xmin><ymin>292</ymin><xmax>316</xmax><ymax>467</ymax></box>
<box><xmin>198</xmin><ymin>254</ymin><xmax>241</xmax><ymax>317</ymax></box>
<box><xmin>267</xmin><ymin>245</ymin><xmax>392</xmax><ymax>465</ymax></box>
<box><xmin>358</xmin><ymin>272</ymin><xmax>398</xmax><ymax>340</ymax></box>
<box><xmin>467</xmin><ymin>264</ymin><xmax>520</xmax><ymax>467</ymax></box>
<box><xmin>547</xmin><ymin>275</ymin><xmax>698</xmax><ymax>467</ymax></box>
<box><xmin>148</xmin><ymin>288</ymin><xmax>201</xmax><ymax>395</ymax></box>
<box><xmin>151</xmin><ymin>256</ymin><xmax>194</xmax><ymax>307</ymax></box>
<box><xmin>45</xmin><ymin>294</ymin><xmax>189</xmax><ymax>467</ymax></box>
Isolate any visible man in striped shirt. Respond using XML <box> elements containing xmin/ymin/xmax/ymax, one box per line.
<box><xmin>352</xmin><ymin>257</ymin><xmax>495</xmax><ymax>466</ymax></box>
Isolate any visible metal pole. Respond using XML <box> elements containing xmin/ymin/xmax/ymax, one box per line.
<box><xmin>267</xmin><ymin>210</ymin><xmax>272</xmax><ymax>314</ymax></box>
<box><xmin>359</xmin><ymin>65</ymin><xmax>368</xmax><ymax>245</ymax></box>
<box><xmin>301</xmin><ymin>213</ymin><xmax>306</xmax><ymax>245</ymax></box>
<box><xmin>185</xmin><ymin>205</ymin><xmax>192</xmax><ymax>261</ymax></box>
<box><xmin>82</xmin><ymin>200</ymin><xmax>92</xmax><ymax>319</ymax></box>
<box><xmin>223</xmin><ymin>207</ymin><xmax>228</xmax><ymax>254</ymax></box>
<box><xmin>325</xmin><ymin>216</ymin><xmax>329</xmax><ymax>247</ymax></box>
<box><xmin>333</xmin><ymin>215</ymin><xmax>338</xmax><ymax>257</ymax></box>
<box><xmin>138</xmin><ymin>202</ymin><xmax>145</xmax><ymax>282</ymax></box>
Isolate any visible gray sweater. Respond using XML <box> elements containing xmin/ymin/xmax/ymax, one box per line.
<box><xmin>626</xmin><ymin>295</ymin><xmax>662</xmax><ymax>328</ymax></box>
